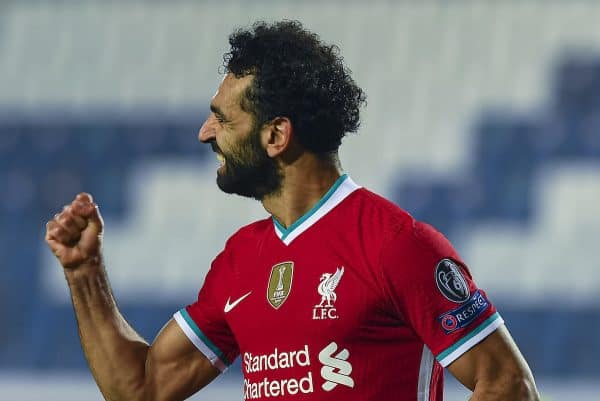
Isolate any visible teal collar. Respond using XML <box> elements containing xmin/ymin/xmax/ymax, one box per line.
<box><xmin>272</xmin><ymin>174</ymin><xmax>360</xmax><ymax>245</ymax></box>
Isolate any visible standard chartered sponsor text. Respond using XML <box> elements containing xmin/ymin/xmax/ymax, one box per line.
<box><xmin>243</xmin><ymin>345</ymin><xmax>314</xmax><ymax>399</ymax></box>
<box><xmin>244</xmin><ymin>373</ymin><xmax>314</xmax><ymax>399</ymax></box>
<box><xmin>244</xmin><ymin>345</ymin><xmax>310</xmax><ymax>373</ymax></box>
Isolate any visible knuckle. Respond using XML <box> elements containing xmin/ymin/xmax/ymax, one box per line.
<box><xmin>58</xmin><ymin>214</ymin><xmax>72</xmax><ymax>226</ymax></box>
<box><xmin>46</xmin><ymin>221</ymin><xmax>57</xmax><ymax>233</ymax></box>
<box><xmin>72</xmin><ymin>201</ymin><xmax>85</xmax><ymax>213</ymax></box>
<box><xmin>52</xmin><ymin>224</ymin><xmax>68</xmax><ymax>236</ymax></box>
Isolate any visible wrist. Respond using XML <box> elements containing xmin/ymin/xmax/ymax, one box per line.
<box><xmin>63</xmin><ymin>257</ymin><xmax>105</xmax><ymax>284</ymax></box>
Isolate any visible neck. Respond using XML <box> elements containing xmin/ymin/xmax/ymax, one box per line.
<box><xmin>262</xmin><ymin>153</ymin><xmax>343</xmax><ymax>228</ymax></box>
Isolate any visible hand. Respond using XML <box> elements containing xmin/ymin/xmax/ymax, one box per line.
<box><xmin>45</xmin><ymin>193</ymin><xmax>104</xmax><ymax>269</ymax></box>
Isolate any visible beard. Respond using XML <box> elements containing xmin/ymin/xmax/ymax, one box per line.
<box><xmin>213</xmin><ymin>124</ymin><xmax>283</xmax><ymax>200</ymax></box>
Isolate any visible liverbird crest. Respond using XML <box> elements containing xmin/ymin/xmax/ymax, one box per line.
<box><xmin>316</xmin><ymin>266</ymin><xmax>345</xmax><ymax>308</ymax></box>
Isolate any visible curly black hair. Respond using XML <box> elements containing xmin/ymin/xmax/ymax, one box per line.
<box><xmin>223</xmin><ymin>20</ymin><xmax>366</xmax><ymax>155</ymax></box>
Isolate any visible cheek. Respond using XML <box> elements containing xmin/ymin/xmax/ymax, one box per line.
<box><xmin>217</xmin><ymin>137</ymin><xmax>239</xmax><ymax>161</ymax></box>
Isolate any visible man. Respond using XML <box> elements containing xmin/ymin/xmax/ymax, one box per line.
<box><xmin>45</xmin><ymin>20</ymin><xmax>539</xmax><ymax>401</ymax></box>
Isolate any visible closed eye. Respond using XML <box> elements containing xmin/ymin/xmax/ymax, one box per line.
<box><xmin>210</xmin><ymin>104</ymin><xmax>229</xmax><ymax>124</ymax></box>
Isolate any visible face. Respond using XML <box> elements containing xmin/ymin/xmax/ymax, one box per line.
<box><xmin>198</xmin><ymin>74</ymin><xmax>282</xmax><ymax>200</ymax></box>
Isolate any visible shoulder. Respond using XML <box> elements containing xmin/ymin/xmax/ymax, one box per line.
<box><xmin>348</xmin><ymin>187</ymin><xmax>464</xmax><ymax>269</ymax></box>
<box><xmin>382</xmin><ymin>217</ymin><xmax>463</xmax><ymax>266</ymax></box>
<box><xmin>208</xmin><ymin>217</ymin><xmax>272</xmax><ymax>276</ymax></box>
<box><xmin>230</xmin><ymin>217</ymin><xmax>272</xmax><ymax>238</ymax></box>
<box><xmin>221</xmin><ymin>216</ymin><xmax>273</xmax><ymax>250</ymax></box>
<box><xmin>348</xmin><ymin>187</ymin><xmax>414</xmax><ymax>234</ymax></box>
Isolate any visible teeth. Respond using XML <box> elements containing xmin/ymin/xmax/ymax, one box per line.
<box><xmin>216</xmin><ymin>153</ymin><xmax>225</xmax><ymax>165</ymax></box>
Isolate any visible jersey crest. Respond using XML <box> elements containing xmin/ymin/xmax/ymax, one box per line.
<box><xmin>267</xmin><ymin>261</ymin><xmax>294</xmax><ymax>309</ymax></box>
<box><xmin>313</xmin><ymin>266</ymin><xmax>344</xmax><ymax>320</ymax></box>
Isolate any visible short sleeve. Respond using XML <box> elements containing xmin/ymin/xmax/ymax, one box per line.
<box><xmin>380</xmin><ymin>220</ymin><xmax>504</xmax><ymax>367</ymax></box>
<box><xmin>173</xmin><ymin>246</ymin><xmax>240</xmax><ymax>372</ymax></box>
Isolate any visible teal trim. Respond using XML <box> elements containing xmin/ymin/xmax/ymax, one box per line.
<box><xmin>436</xmin><ymin>312</ymin><xmax>501</xmax><ymax>362</ymax></box>
<box><xmin>272</xmin><ymin>216</ymin><xmax>286</xmax><ymax>233</ymax></box>
<box><xmin>180</xmin><ymin>309</ymin><xmax>231</xmax><ymax>366</ymax></box>
<box><xmin>273</xmin><ymin>174</ymin><xmax>349</xmax><ymax>240</ymax></box>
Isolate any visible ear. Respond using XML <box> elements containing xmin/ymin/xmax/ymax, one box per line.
<box><xmin>263</xmin><ymin>117</ymin><xmax>293</xmax><ymax>158</ymax></box>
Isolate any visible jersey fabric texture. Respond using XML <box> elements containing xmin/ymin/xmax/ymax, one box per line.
<box><xmin>173</xmin><ymin>174</ymin><xmax>503</xmax><ymax>401</ymax></box>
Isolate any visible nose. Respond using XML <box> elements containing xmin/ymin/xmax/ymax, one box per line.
<box><xmin>198</xmin><ymin>114</ymin><xmax>217</xmax><ymax>143</ymax></box>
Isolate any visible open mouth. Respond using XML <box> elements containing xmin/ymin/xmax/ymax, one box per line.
<box><xmin>210</xmin><ymin>141</ymin><xmax>226</xmax><ymax>168</ymax></box>
<box><xmin>216</xmin><ymin>152</ymin><xmax>225</xmax><ymax>166</ymax></box>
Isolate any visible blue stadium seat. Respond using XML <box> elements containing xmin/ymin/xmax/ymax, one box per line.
<box><xmin>389</xmin><ymin>57</ymin><xmax>600</xmax><ymax>377</ymax></box>
<box><xmin>0</xmin><ymin>114</ymin><xmax>207</xmax><ymax>369</ymax></box>
<box><xmin>3</xmin><ymin>52</ymin><xmax>600</xmax><ymax>377</ymax></box>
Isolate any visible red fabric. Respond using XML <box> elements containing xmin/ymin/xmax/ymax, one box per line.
<box><xmin>182</xmin><ymin>188</ymin><xmax>498</xmax><ymax>401</ymax></box>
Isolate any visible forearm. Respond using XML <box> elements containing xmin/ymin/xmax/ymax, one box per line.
<box><xmin>469</xmin><ymin>375</ymin><xmax>539</xmax><ymax>401</ymax></box>
<box><xmin>66</xmin><ymin>262</ymin><xmax>149</xmax><ymax>401</ymax></box>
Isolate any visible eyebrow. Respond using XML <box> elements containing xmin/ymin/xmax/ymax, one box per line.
<box><xmin>210</xmin><ymin>104</ymin><xmax>228</xmax><ymax>121</ymax></box>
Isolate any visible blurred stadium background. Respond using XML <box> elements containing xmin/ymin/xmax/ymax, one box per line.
<box><xmin>1</xmin><ymin>1</ymin><xmax>599</xmax><ymax>400</ymax></box>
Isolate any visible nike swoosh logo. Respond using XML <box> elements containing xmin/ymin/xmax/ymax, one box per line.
<box><xmin>224</xmin><ymin>291</ymin><xmax>252</xmax><ymax>313</ymax></box>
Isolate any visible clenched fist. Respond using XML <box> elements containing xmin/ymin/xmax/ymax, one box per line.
<box><xmin>45</xmin><ymin>193</ymin><xmax>104</xmax><ymax>269</ymax></box>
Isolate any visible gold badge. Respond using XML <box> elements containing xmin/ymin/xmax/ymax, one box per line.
<box><xmin>267</xmin><ymin>261</ymin><xmax>294</xmax><ymax>309</ymax></box>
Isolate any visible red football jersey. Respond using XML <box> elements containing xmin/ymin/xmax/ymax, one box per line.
<box><xmin>174</xmin><ymin>174</ymin><xmax>503</xmax><ymax>401</ymax></box>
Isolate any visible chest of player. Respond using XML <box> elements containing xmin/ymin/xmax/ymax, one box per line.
<box><xmin>223</xmin><ymin>241</ymin><xmax>387</xmax><ymax>352</ymax></box>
